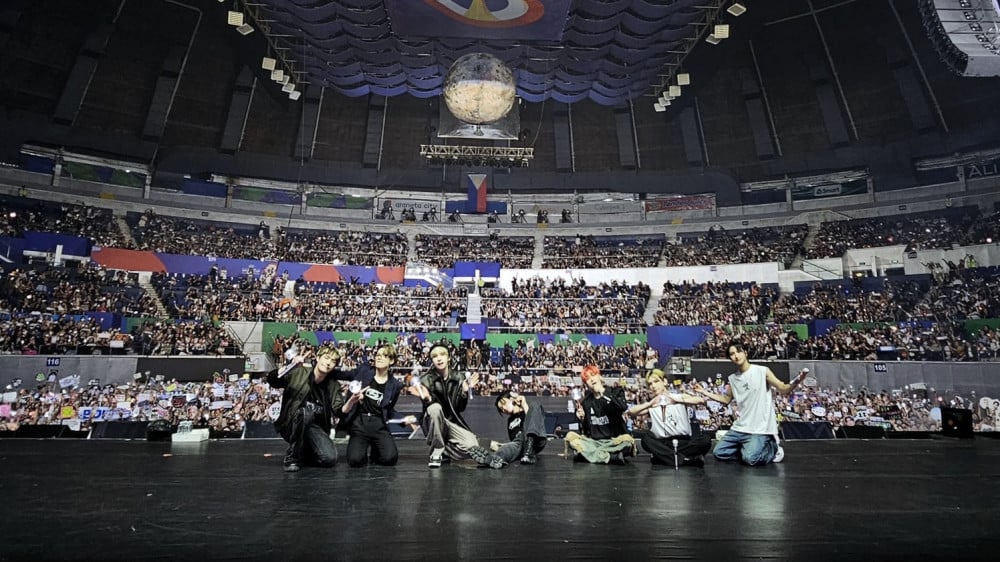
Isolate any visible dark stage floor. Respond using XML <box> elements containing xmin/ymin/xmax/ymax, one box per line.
<box><xmin>2</xmin><ymin>438</ymin><xmax>999</xmax><ymax>561</ymax></box>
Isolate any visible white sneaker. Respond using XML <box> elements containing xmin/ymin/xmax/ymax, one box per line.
<box><xmin>772</xmin><ymin>446</ymin><xmax>785</xmax><ymax>463</ymax></box>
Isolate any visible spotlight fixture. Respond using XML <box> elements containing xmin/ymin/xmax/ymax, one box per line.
<box><xmin>676</xmin><ymin>73</ymin><xmax>691</xmax><ymax>86</ymax></box>
<box><xmin>654</xmin><ymin>102</ymin><xmax>665</xmax><ymax>112</ymax></box>
<box><xmin>706</xmin><ymin>33</ymin><xmax>721</xmax><ymax>45</ymax></box>
<box><xmin>281</xmin><ymin>82</ymin><xmax>295</xmax><ymax>93</ymax></box>
<box><xmin>236</xmin><ymin>23</ymin><xmax>254</xmax><ymax>35</ymax></box>
<box><xmin>727</xmin><ymin>3</ymin><xmax>747</xmax><ymax>17</ymax></box>
<box><xmin>271</xmin><ymin>69</ymin><xmax>285</xmax><ymax>82</ymax></box>
<box><xmin>289</xmin><ymin>90</ymin><xmax>302</xmax><ymax>100</ymax></box>
<box><xmin>714</xmin><ymin>24</ymin><xmax>730</xmax><ymax>39</ymax></box>
<box><xmin>262</xmin><ymin>57</ymin><xmax>276</xmax><ymax>70</ymax></box>
<box><xmin>227</xmin><ymin>11</ymin><xmax>244</xmax><ymax>26</ymax></box>
<box><xmin>668</xmin><ymin>85</ymin><xmax>682</xmax><ymax>97</ymax></box>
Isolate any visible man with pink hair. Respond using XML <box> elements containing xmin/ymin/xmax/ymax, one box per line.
<box><xmin>565</xmin><ymin>365</ymin><xmax>635</xmax><ymax>465</ymax></box>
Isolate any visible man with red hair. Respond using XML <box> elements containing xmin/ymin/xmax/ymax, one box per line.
<box><xmin>565</xmin><ymin>365</ymin><xmax>635</xmax><ymax>465</ymax></box>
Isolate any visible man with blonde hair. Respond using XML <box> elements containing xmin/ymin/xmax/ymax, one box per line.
<box><xmin>628</xmin><ymin>369</ymin><xmax>711</xmax><ymax>467</ymax></box>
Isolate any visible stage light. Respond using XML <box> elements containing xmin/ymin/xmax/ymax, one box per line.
<box><xmin>271</xmin><ymin>69</ymin><xmax>284</xmax><ymax>82</ymax></box>
<box><xmin>281</xmin><ymin>82</ymin><xmax>295</xmax><ymax>93</ymax></box>
<box><xmin>262</xmin><ymin>57</ymin><xmax>276</xmax><ymax>70</ymax></box>
<box><xmin>727</xmin><ymin>3</ymin><xmax>747</xmax><ymax>16</ymax></box>
<box><xmin>236</xmin><ymin>23</ymin><xmax>254</xmax><ymax>35</ymax></box>
<box><xmin>654</xmin><ymin>102</ymin><xmax>665</xmax><ymax>112</ymax></box>
<box><xmin>227</xmin><ymin>11</ymin><xmax>244</xmax><ymax>26</ymax></box>
<box><xmin>676</xmin><ymin>73</ymin><xmax>691</xmax><ymax>86</ymax></box>
<box><xmin>706</xmin><ymin>34</ymin><xmax>721</xmax><ymax>45</ymax></box>
<box><xmin>714</xmin><ymin>24</ymin><xmax>730</xmax><ymax>39</ymax></box>
<box><xmin>289</xmin><ymin>90</ymin><xmax>301</xmax><ymax>100</ymax></box>
<box><xmin>668</xmin><ymin>85</ymin><xmax>681</xmax><ymax>97</ymax></box>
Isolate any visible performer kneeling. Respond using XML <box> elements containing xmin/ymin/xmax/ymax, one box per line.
<box><xmin>341</xmin><ymin>345</ymin><xmax>415</xmax><ymax>467</ymax></box>
<box><xmin>267</xmin><ymin>347</ymin><xmax>345</xmax><ymax>472</ymax></box>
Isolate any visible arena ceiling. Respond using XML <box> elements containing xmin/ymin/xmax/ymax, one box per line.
<box><xmin>246</xmin><ymin>0</ymin><xmax>733</xmax><ymax>105</ymax></box>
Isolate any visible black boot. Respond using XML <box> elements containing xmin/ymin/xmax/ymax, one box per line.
<box><xmin>468</xmin><ymin>446</ymin><xmax>505</xmax><ymax>469</ymax></box>
<box><xmin>283</xmin><ymin>446</ymin><xmax>301</xmax><ymax>472</ymax></box>
<box><xmin>520</xmin><ymin>437</ymin><xmax>537</xmax><ymax>464</ymax></box>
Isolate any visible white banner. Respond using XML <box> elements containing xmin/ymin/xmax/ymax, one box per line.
<box><xmin>579</xmin><ymin>200</ymin><xmax>640</xmax><ymax>215</ymax></box>
<box><xmin>59</xmin><ymin>375</ymin><xmax>80</xmax><ymax>389</ymax></box>
<box><xmin>387</xmin><ymin>199</ymin><xmax>438</xmax><ymax>213</ymax></box>
<box><xmin>268</xmin><ymin>402</ymin><xmax>282</xmax><ymax>420</ymax></box>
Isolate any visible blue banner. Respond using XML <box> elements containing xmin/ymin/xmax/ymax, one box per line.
<box><xmin>460</xmin><ymin>323</ymin><xmax>487</xmax><ymax>340</ymax></box>
<box><xmin>182</xmin><ymin>179</ymin><xmax>227</xmax><ymax>198</ymax></box>
<box><xmin>454</xmin><ymin>261</ymin><xmax>501</xmax><ymax>278</ymax></box>
<box><xmin>23</xmin><ymin>231</ymin><xmax>90</xmax><ymax>257</ymax></box>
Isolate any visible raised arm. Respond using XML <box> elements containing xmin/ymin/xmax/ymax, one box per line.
<box><xmin>694</xmin><ymin>383</ymin><xmax>732</xmax><ymax>405</ymax></box>
<box><xmin>766</xmin><ymin>368</ymin><xmax>806</xmax><ymax>397</ymax></box>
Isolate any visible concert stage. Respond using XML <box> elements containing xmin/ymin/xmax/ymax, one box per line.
<box><xmin>1</xmin><ymin>438</ymin><xmax>998</xmax><ymax>560</ymax></box>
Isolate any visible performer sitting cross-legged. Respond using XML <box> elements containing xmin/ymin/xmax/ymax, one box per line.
<box><xmin>628</xmin><ymin>369</ymin><xmax>712</xmax><ymax>467</ymax></box>
<box><xmin>565</xmin><ymin>365</ymin><xmax>636</xmax><ymax>465</ymax></box>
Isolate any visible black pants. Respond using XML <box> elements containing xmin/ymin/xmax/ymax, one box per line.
<box><xmin>639</xmin><ymin>432</ymin><xmax>712</xmax><ymax>465</ymax></box>
<box><xmin>346</xmin><ymin>414</ymin><xmax>399</xmax><ymax>467</ymax></box>
<box><xmin>283</xmin><ymin>405</ymin><xmax>338</xmax><ymax>467</ymax></box>
<box><xmin>495</xmin><ymin>402</ymin><xmax>548</xmax><ymax>464</ymax></box>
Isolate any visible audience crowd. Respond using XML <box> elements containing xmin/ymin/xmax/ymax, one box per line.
<box><xmin>654</xmin><ymin>281</ymin><xmax>778</xmax><ymax>326</ymax></box>
<box><xmin>665</xmin><ymin>225</ymin><xmax>808</xmax><ymax>268</ymax></box>
<box><xmin>806</xmin><ymin>207</ymin><xmax>979</xmax><ymax>259</ymax></box>
<box><xmin>415</xmin><ymin>233</ymin><xmax>534</xmax><ymax>269</ymax></box>
<box><xmin>481</xmin><ymin>276</ymin><xmax>651</xmax><ymax>333</ymax></box>
<box><xmin>542</xmin><ymin>235</ymin><xmax>664</xmax><ymax>269</ymax></box>
<box><xmin>154</xmin><ymin>272</ymin><xmax>468</xmax><ymax>332</ymax></box>
<box><xmin>1</xmin><ymin>198</ymin><xmax>127</xmax><ymax>249</ymax></box>
<box><xmin>128</xmin><ymin>210</ymin><xmax>407</xmax><ymax>266</ymax></box>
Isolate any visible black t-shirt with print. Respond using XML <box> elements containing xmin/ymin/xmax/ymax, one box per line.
<box><xmin>360</xmin><ymin>378</ymin><xmax>386</xmax><ymax>417</ymax></box>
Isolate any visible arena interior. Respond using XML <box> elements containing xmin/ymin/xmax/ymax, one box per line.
<box><xmin>2</xmin><ymin>0</ymin><xmax>1000</xmax><ymax>559</ymax></box>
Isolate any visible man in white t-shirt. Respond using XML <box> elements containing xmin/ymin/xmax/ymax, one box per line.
<box><xmin>629</xmin><ymin>369</ymin><xmax>711</xmax><ymax>467</ymax></box>
<box><xmin>695</xmin><ymin>342</ymin><xmax>806</xmax><ymax>466</ymax></box>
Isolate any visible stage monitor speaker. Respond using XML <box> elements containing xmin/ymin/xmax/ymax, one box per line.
<box><xmin>781</xmin><ymin>421</ymin><xmax>835</xmax><ymax>439</ymax></box>
<box><xmin>941</xmin><ymin>407</ymin><xmax>974</xmax><ymax>439</ymax></box>
<box><xmin>91</xmin><ymin>421</ymin><xmax>150</xmax><ymax>439</ymax></box>
<box><xmin>145</xmin><ymin>419</ymin><xmax>173</xmax><ymax>441</ymax></box>
<box><xmin>12</xmin><ymin>425</ymin><xmax>64</xmax><ymax>439</ymax></box>
<box><xmin>545</xmin><ymin>412</ymin><xmax>577</xmax><ymax>438</ymax></box>
<box><xmin>837</xmin><ymin>425</ymin><xmax>887</xmax><ymax>439</ymax></box>
<box><xmin>244</xmin><ymin>421</ymin><xmax>281</xmax><ymax>439</ymax></box>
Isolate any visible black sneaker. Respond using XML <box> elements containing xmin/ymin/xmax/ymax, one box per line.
<box><xmin>609</xmin><ymin>452</ymin><xmax>627</xmax><ymax>465</ymax></box>
<box><xmin>682</xmin><ymin>455</ymin><xmax>705</xmax><ymax>468</ymax></box>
